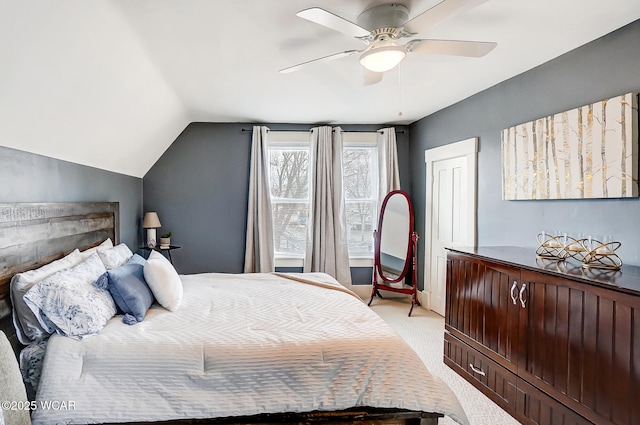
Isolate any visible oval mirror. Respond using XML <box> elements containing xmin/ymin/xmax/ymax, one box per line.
<box><xmin>375</xmin><ymin>190</ymin><xmax>414</xmax><ymax>283</ymax></box>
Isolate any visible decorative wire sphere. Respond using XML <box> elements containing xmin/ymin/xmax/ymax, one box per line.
<box><xmin>535</xmin><ymin>232</ymin><xmax>622</xmax><ymax>270</ymax></box>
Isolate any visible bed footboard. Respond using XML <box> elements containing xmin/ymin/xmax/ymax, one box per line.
<box><xmin>105</xmin><ymin>408</ymin><xmax>441</xmax><ymax>425</ymax></box>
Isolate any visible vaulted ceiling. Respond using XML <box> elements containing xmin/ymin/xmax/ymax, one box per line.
<box><xmin>1</xmin><ymin>0</ymin><xmax>638</xmax><ymax>177</ymax></box>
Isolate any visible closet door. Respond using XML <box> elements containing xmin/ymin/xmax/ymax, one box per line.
<box><xmin>425</xmin><ymin>138</ymin><xmax>477</xmax><ymax>317</ymax></box>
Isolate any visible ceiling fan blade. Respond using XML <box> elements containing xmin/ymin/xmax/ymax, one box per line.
<box><xmin>407</xmin><ymin>39</ymin><xmax>496</xmax><ymax>57</ymax></box>
<box><xmin>297</xmin><ymin>7</ymin><xmax>370</xmax><ymax>38</ymax></box>
<box><xmin>404</xmin><ymin>0</ymin><xmax>489</xmax><ymax>34</ymax></box>
<box><xmin>279</xmin><ymin>50</ymin><xmax>360</xmax><ymax>74</ymax></box>
<box><xmin>363</xmin><ymin>69</ymin><xmax>384</xmax><ymax>86</ymax></box>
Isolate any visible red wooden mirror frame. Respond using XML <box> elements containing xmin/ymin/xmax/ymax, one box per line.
<box><xmin>368</xmin><ymin>190</ymin><xmax>420</xmax><ymax>316</ymax></box>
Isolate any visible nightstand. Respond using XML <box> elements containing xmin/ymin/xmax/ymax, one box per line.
<box><xmin>140</xmin><ymin>245</ymin><xmax>181</xmax><ymax>264</ymax></box>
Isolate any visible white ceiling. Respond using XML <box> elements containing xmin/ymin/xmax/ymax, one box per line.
<box><xmin>1</xmin><ymin>0</ymin><xmax>639</xmax><ymax>178</ymax></box>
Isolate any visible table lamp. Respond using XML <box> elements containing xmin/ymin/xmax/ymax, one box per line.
<box><xmin>143</xmin><ymin>212</ymin><xmax>161</xmax><ymax>248</ymax></box>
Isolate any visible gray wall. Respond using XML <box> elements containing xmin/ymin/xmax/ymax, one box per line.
<box><xmin>409</xmin><ymin>19</ymin><xmax>640</xmax><ymax>288</ymax></box>
<box><xmin>0</xmin><ymin>146</ymin><xmax>143</xmax><ymax>249</ymax></box>
<box><xmin>143</xmin><ymin>122</ymin><xmax>410</xmax><ymax>283</ymax></box>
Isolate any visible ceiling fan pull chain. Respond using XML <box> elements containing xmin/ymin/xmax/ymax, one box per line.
<box><xmin>397</xmin><ymin>66</ymin><xmax>403</xmax><ymax>117</ymax></box>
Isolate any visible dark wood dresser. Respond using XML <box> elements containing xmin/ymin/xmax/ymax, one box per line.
<box><xmin>444</xmin><ymin>246</ymin><xmax>640</xmax><ymax>425</ymax></box>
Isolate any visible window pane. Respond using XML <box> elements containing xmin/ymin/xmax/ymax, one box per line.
<box><xmin>272</xmin><ymin>202</ymin><xmax>308</xmax><ymax>255</ymax></box>
<box><xmin>343</xmin><ymin>149</ymin><xmax>373</xmax><ymax>200</ymax></box>
<box><xmin>270</xmin><ymin>150</ymin><xmax>309</xmax><ymax>199</ymax></box>
<box><xmin>346</xmin><ymin>201</ymin><xmax>375</xmax><ymax>255</ymax></box>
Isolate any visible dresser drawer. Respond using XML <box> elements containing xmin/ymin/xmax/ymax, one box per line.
<box><xmin>516</xmin><ymin>377</ymin><xmax>592</xmax><ymax>425</ymax></box>
<box><xmin>444</xmin><ymin>332</ymin><xmax>517</xmax><ymax>415</ymax></box>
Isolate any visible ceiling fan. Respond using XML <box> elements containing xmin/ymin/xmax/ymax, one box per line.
<box><xmin>279</xmin><ymin>0</ymin><xmax>497</xmax><ymax>84</ymax></box>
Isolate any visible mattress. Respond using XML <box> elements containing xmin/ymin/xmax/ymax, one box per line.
<box><xmin>32</xmin><ymin>272</ymin><xmax>468</xmax><ymax>425</ymax></box>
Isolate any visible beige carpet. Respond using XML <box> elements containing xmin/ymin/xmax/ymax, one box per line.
<box><xmin>369</xmin><ymin>297</ymin><xmax>520</xmax><ymax>425</ymax></box>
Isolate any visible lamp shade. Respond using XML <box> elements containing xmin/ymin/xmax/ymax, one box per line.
<box><xmin>143</xmin><ymin>212</ymin><xmax>161</xmax><ymax>228</ymax></box>
<box><xmin>359</xmin><ymin>45</ymin><xmax>406</xmax><ymax>73</ymax></box>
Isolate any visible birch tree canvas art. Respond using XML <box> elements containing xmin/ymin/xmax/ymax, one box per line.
<box><xmin>502</xmin><ymin>93</ymin><xmax>639</xmax><ymax>200</ymax></box>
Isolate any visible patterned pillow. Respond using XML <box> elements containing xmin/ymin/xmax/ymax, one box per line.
<box><xmin>19</xmin><ymin>337</ymin><xmax>49</xmax><ymax>394</ymax></box>
<box><xmin>23</xmin><ymin>253</ymin><xmax>116</xmax><ymax>340</ymax></box>
<box><xmin>97</xmin><ymin>243</ymin><xmax>133</xmax><ymax>270</ymax></box>
<box><xmin>10</xmin><ymin>249</ymin><xmax>84</xmax><ymax>344</ymax></box>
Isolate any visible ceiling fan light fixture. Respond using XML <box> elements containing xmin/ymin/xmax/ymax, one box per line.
<box><xmin>359</xmin><ymin>45</ymin><xmax>406</xmax><ymax>73</ymax></box>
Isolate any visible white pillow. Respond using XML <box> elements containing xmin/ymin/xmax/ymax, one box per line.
<box><xmin>97</xmin><ymin>243</ymin><xmax>133</xmax><ymax>270</ymax></box>
<box><xmin>143</xmin><ymin>251</ymin><xmax>182</xmax><ymax>311</ymax></box>
<box><xmin>79</xmin><ymin>238</ymin><xmax>114</xmax><ymax>260</ymax></box>
<box><xmin>10</xmin><ymin>249</ymin><xmax>83</xmax><ymax>344</ymax></box>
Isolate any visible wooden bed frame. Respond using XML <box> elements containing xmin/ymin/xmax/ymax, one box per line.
<box><xmin>0</xmin><ymin>202</ymin><xmax>442</xmax><ymax>425</ymax></box>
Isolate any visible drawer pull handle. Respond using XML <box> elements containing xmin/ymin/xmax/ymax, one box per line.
<box><xmin>469</xmin><ymin>363</ymin><xmax>486</xmax><ymax>376</ymax></box>
<box><xmin>510</xmin><ymin>281</ymin><xmax>518</xmax><ymax>305</ymax></box>
<box><xmin>519</xmin><ymin>283</ymin><xmax>527</xmax><ymax>308</ymax></box>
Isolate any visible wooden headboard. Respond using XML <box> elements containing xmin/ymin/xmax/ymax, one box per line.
<box><xmin>0</xmin><ymin>202</ymin><xmax>119</xmax><ymax>354</ymax></box>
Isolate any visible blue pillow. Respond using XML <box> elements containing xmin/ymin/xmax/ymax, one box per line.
<box><xmin>104</xmin><ymin>256</ymin><xmax>154</xmax><ymax>325</ymax></box>
<box><xmin>95</xmin><ymin>254</ymin><xmax>147</xmax><ymax>291</ymax></box>
<box><xmin>128</xmin><ymin>253</ymin><xmax>146</xmax><ymax>266</ymax></box>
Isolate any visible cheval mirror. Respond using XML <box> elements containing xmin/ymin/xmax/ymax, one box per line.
<box><xmin>368</xmin><ymin>190</ymin><xmax>420</xmax><ymax>316</ymax></box>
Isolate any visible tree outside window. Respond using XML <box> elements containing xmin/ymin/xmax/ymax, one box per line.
<box><xmin>343</xmin><ymin>147</ymin><xmax>377</xmax><ymax>256</ymax></box>
<box><xmin>268</xmin><ymin>132</ymin><xmax>378</xmax><ymax>260</ymax></box>
<box><xmin>269</xmin><ymin>148</ymin><xmax>309</xmax><ymax>256</ymax></box>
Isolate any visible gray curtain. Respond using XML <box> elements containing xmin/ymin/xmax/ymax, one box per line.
<box><xmin>377</xmin><ymin>127</ymin><xmax>401</xmax><ymax>202</ymax></box>
<box><xmin>304</xmin><ymin>126</ymin><xmax>352</xmax><ymax>286</ymax></box>
<box><xmin>244</xmin><ymin>125</ymin><xmax>275</xmax><ymax>273</ymax></box>
<box><xmin>375</xmin><ymin>128</ymin><xmax>401</xmax><ymax>284</ymax></box>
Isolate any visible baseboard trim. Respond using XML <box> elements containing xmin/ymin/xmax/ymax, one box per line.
<box><xmin>352</xmin><ymin>285</ymin><xmax>421</xmax><ymax>302</ymax></box>
<box><xmin>418</xmin><ymin>290</ymin><xmax>428</xmax><ymax>310</ymax></box>
<box><xmin>351</xmin><ymin>285</ymin><xmax>372</xmax><ymax>300</ymax></box>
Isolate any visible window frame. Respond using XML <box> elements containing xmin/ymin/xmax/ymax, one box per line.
<box><xmin>267</xmin><ymin>131</ymin><xmax>378</xmax><ymax>268</ymax></box>
<box><xmin>268</xmin><ymin>132</ymin><xmax>311</xmax><ymax>264</ymax></box>
<box><xmin>342</xmin><ymin>132</ymin><xmax>378</xmax><ymax>266</ymax></box>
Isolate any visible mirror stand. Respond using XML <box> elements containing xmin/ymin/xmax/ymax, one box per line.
<box><xmin>368</xmin><ymin>231</ymin><xmax>420</xmax><ymax>316</ymax></box>
<box><xmin>367</xmin><ymin>190</ymin><xmax>420</xmax><ymax>316</ymax></box>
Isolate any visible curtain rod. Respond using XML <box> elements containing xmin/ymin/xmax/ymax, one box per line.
<box><xmin>334</xmin><ymin>129</ymin><xmax>406</xmax><ymax>134</ymax></box>
<box><xmin>240</xmin><ymin>128</ymin><xmax>404</xmax><ymax>134</ymax></box>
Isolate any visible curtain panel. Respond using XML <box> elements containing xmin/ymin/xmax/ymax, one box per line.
<box><xmin>374</xmin><ymin>127</ymin><xmax>401</xmax><ymax>284</ymax></box>
<box><xmin>244</xmin><ymin>126</ymin><xmax>275</xmax><ymax>273</ymax></box>
<box><xmin>304</xmin><ymin>126</ymin><xmax>352</xmax><ymax>286</ymax></box>
<box><xmin>377</xmin><ymin>127</ymin><xmax>401</xmax><ymax>204</ymax></box>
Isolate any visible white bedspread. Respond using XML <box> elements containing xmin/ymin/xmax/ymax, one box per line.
<box><xmin>32</xmin><ymin>272</ymin><xmax>468</xmax><ymax>425</ymax></box>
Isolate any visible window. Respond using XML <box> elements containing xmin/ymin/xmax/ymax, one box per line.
<box><xmin>343</xmin><ymin>133</ymin><xmax>378</xmax><ymax>258</ymax></box>
<box><xmin>268</xmin><ymin>133</ymin><xmax>310</xmax><ymax>258</ymax></box>
<box><xmin>268</xmin><ymin>131</ymin><xmax>378</xmax><ymax>264</ymax></box>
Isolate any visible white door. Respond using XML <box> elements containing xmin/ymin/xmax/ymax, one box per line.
<box><xmin>424</xmin><ymin>138</ymin><xmax>477</xmax><ymax>316</ymax></box>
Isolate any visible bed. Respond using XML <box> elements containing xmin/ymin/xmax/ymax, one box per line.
<box><xmin>0</xmin><ymin>202</ymin><xmax>469</xmax><ymax>425</ymax></box>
